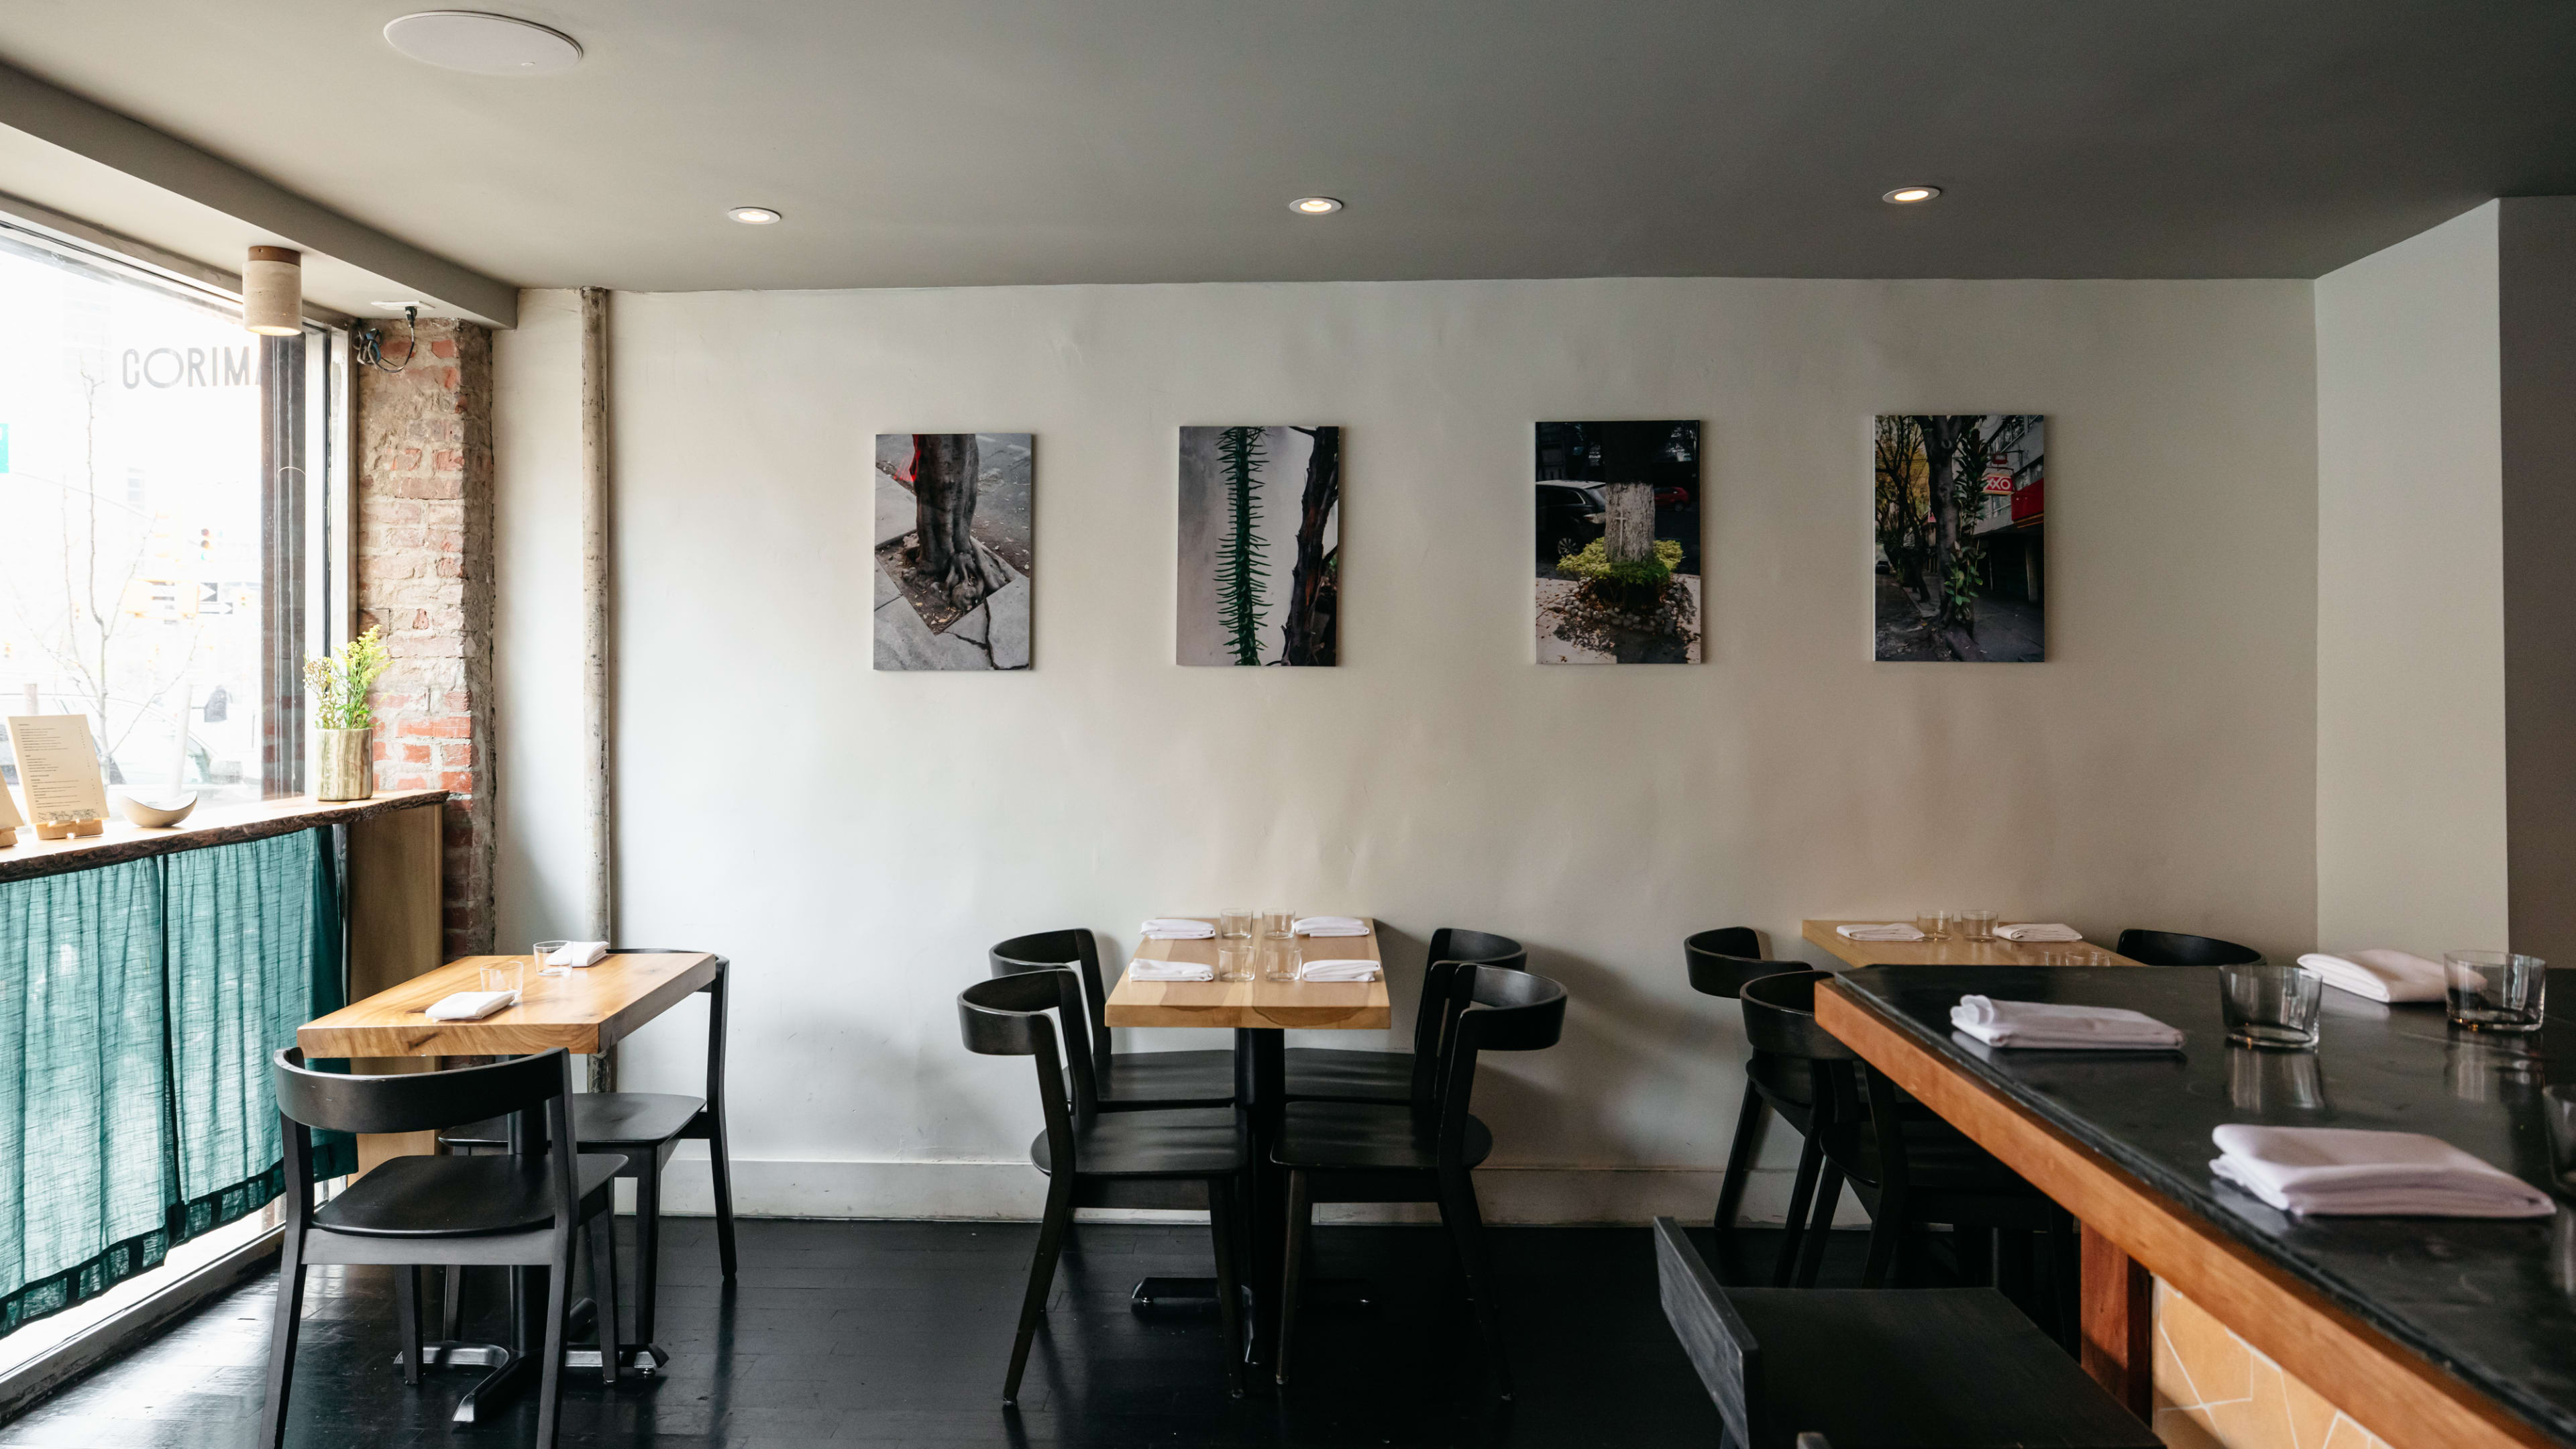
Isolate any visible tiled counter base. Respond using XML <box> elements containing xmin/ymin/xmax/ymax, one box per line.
<box><xmin>2153</xmin><ymin>1280</ymin><xmax>2394</xmax><ymax>1449</ymax></box>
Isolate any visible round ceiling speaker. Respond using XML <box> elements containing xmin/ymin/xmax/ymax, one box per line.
<box><xmin>383</xmin><ymin>12</ymin><xmax>583</xmax><ymax>75</ymax></box>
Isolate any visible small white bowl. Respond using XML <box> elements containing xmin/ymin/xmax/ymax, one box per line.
<box><xmin>117</xmin><ymin>794</ymin><xmax>197</xmax><ymax>828</ymax></box>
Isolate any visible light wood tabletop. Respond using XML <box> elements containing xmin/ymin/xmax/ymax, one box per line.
<box><xmin>298</xmin><ymin>951</ymin><xmax>719</xmax><ymax>1058</ymax></box>
<box><xmin>1103</xmin><ymin>918</ymin><xmax>1390</xmax><ymax>1030</ymax></box>
<box><xmin>1802</xmin><ymin>919</ymin><xmax>2141</xmax><ymax>969</ymax></box>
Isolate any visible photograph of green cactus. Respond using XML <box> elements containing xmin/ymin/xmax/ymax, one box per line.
<box><xmin>1176</xmin><ymin>425</ymin><xmax>1340</xmax><ymax>667</ymax></box>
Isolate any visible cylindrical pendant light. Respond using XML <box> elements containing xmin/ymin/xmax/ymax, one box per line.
<box><xmin>243</xmin><ymin>246</ymin><xmax>303</xmax><ymax>335</ymax></box>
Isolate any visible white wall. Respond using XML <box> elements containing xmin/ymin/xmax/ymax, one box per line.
<box><xmin>496</xmin><ymin>276</ymin><xmax>2320</xmax><ymax>1222</ymax></box>
<box><xmin>2314</xmin><ymin>205</ymin><xmax>2509</xmax><ymax>955</ymax></box>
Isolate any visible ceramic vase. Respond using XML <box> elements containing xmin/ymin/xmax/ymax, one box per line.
<box><xmin>317</xmin><ymin>727</ymin><xmax>372</xmax><ymax>802</ymax></box>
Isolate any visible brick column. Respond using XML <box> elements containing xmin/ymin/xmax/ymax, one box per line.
<box><xmin>354</xmin><ymin>319</ymin><xmax>496</xmax><ymax>959</ymax></box>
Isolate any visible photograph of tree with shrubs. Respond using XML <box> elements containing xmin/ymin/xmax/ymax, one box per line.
<box><xmin>1176</xmin><ymin>425</ymin><xmax>1339</xmax><ymax>666</ymax></box>
<box><xmin>1873</xmin><ymin>414</ymin><xmax>2045</xmax><ymax>662</ymax></box>
<box><xmin>1534</xmin><ymin>420</ymin><xmax>1700</xmax><ymax>664</ymax></box>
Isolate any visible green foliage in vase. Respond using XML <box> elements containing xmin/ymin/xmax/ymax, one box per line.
<box><xmin>302</xmin><ymin>627</ymin><xmax>392</xmax><ymax>731</ymax></box>
<box><xmin>1214</xmin><ymin>426</ymin><xmax>1269</xmax><ymax>665</ymax></box>
<box><xmin>1557</xmin><ymin>537</ymin><xmax>1681</xmax><ymax>588</ymax></box>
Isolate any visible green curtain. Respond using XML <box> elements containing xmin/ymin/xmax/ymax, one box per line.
<box><xmin>0</xmin><ymin>826</ymin><xmax>347</xmax><ymax>1339</ymax></box>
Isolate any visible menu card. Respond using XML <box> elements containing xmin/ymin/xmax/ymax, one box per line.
<box><xmin>7</xmin><ymin>715</ymin><xmax>109</xmax><ymax>825</ymax></box>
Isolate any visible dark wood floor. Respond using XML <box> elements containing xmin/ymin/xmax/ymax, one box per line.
<box><xmin>0</xmin><ymin>1217</ymin><xmax>1878</xmax><ymax>1448</ymax></box>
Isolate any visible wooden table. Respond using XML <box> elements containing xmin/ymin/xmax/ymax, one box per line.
<box><xmin>1817</xmin><ymin>966</ymin><xmax>2569</xmax><ymax>1449</ymax></box>
<box><xmin>299</xmin><ymin>952</ymin><xmax>719</xmax><ymax>1058</ymax></box>
<box><xmin>296</xmin><ymin>950</ymin><xmax>718</xmax><ymax>1414</ymax></box>
<box><xmin>1103</xmin><ymin>918</ymin><xmax>1389</xmax><ymax>1362</ymax></box>
<box><xmin>1803</xmin><ymin>919</ymin><xmax>2141</xmax><ymax>969</ymax></box>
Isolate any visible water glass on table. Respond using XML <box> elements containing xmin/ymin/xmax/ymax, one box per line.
<box><xmin>2220</xmin><ymin>963</ymin><xmax>2321</xmax><ymax>1050</ymax></box>
<box><xmin>1916</xmin><ymin>910</ymin><xmax>1951</xmax><ymax>941</ymax></box>
<box><xmin>480</xmin><ymin>959</ymin><xmax>525</xmax><ymax>1000</ymax></box>
<box><xmin>2447</xmin><ymin>951</ymin><xmax>2546</xmax><ymax>1033</ymax></box>
<box><xmin>1261</xmin><ymin>938</ymin><xmax>1301</xmax><ymax>982</ymax></box>
<box><xmin>1217</xmin><ymin>946</ymin><xmax>1254</xmax><ymax>983</ymax></box>
<box><xmin>1220</xmin><ymin>908</ymin><xmax>1253</xmax><ymax>941</ymax></box>
<box><xmin>1261</xmin><ymin>909</ymin><xmax>1295</xmax><ymax>941</ymax></box>
<box><xmin>534</xmin><ymin>938</ymin><xmax>570</xmax><ymax>974</ymax></box>
<box><xmin>1957</xmin><ymin>910</ymin><xmax>1998</xmax><ymax>943</ymax></box>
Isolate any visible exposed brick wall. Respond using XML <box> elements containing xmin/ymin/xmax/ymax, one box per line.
<box><xmin>354</xmin><ymin>319</ymin><xmax>496</xmax><ymax>959</ymax></box>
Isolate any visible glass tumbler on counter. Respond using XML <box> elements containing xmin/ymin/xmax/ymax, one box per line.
<box><xmin>1916</xmin><ymin>911</ymin><xmax>1951</xmax><ymax>941</ymax></box>
<box><xmin>534</xmin><ymin>938</ymin><xmax>570</xmax><ymax>973</ymax></box>
<box><xmin>2220</xmin><ymin>963</ymin><xmax>2322</xmax><ymax>1049</ymax></box>
<box><xmin>1262</xmin><ymin>909</ymin><xmax>1295</xmax><ymax>941</ymax></box>
<box><xmin>1262</xmin><ymin>938</ymin><xmax>1301</xmax><ymax>982</ymax></box>
<box><xmin>2545</xmin><ymin>1086</ymin><xmax>2576</xmax><ymax>1194</ymax></box>
<box><xmin>2447</xmin><ymin>951</ymin><xmax>2546</xmax><ymax>1032</ymax></box>
<box><xmin>1220</xmin><ymin>908</ymin><xmax>1254</xmax><ymax>941</ymax></box>
<box><xmin>480</xmin><ymin>959</ymin><xmax>525</xmax><ymax>1000</ymax></box>
<box><xmin>1217</xmin><ymin>946</ymin><xmax>1254</xmax><ymax>983</ymax></box>
<box><xmin>1958</xmin><ymin>910</ymin><xmax>1998</xmax><ymax>943</ymax></box>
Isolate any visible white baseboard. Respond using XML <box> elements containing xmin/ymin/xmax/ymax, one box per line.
<box><xmin>643</xmin><ymin>1156</ymin><xmax>1872</xmax><ymax>1228</ymax></box>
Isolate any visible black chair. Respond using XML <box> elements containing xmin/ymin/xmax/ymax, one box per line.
<box><xmin>1284</xmin><ymin>926</ymin><xmax>1525</xmax><ymax>1105</ymax></box>
<box><xmin>1734</xmin><ymin>970</ymin><xmax>1856</xmax><ymax>1287</ymax></box>
<box><xmin>1653</xmin><ymin>1219</ymin><xmax>2159</xmax><ymax>1449</ymax></box>
<box><xmin>991</xmin><ymin>928</ymin><xmax>1236</xmax><ymax>1108</ymax></box>
<box><xmin>441</xmin><ymin>949</ymin><xmax>736</xmax><ymax>1364</ymax></box>
<box><xmin>959</xmin><ymin>970</ymin><xmax>1248</xmax><ymax>1404</ymax></box>
<box><xmin>1274</xmin><ymin>964</ymin><xmax>1567</xmax><ymax>1395</ymax></box>
<box><xmin>1684</xmin><ymin>929</ymin><xmax>1805</xmax><ymax>1256</ymax></box>
<box><xmin>2116</xmin><ymin>928</ymin><xmax>2261</xmax><ymax>966</ymax></box>
<box><xmin>264</xmin><ymin>1048</ymin><xmax>625</xmax><ymax>1449</ymax></box>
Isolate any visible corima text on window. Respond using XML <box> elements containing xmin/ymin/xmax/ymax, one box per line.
<box><xmin>122</xmin><ymin>344</ymin><xmax>256</xmax><ymax>389</ymax></box>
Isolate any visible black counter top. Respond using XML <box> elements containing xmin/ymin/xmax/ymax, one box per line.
<box><xmin>1835</xmin><ymin>965</ymin><xmax>2576</xmax><ymax>1448</ymax></box>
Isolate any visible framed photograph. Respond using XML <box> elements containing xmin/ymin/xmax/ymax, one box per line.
<box><xmin>1874</xmin><ymin>415</ymin><xmax>2045</xmax><ymax>662</ymax></box>
<box><xmin>873</xmin><ymin>433</ymin><xmax>1032</xmax><ymax>671</ymax></box>
<box><xmin>1535</xmin><ymin>421</ymin><xmax>1701</xmax><ymax>664</ymax></box>
<box><xmin>1177</xmin><ymin>425</ymin><xmax>1340</xmax><ymax>666</ymax></box>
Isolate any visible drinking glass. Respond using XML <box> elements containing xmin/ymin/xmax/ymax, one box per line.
<box><xmin>1220</xmin><ymin>908</ymin><xmax>1254</xmax><ymax>941</ymax></box>
<box><xmin>1217</xmin><ymin>946</ymin><xmax>1254</xmax><ymax>983</ymax></box>
<box><xmin>1262</xmin><ymin>938</ymin><xmax>1301</xmax><ymax>982</ymax></box>
<box><xmin>2219</xmin><ymin>963</ymin><xmax>2321</xmax><ymax>1049</ymax></box>
<box><xmin>1915</xmin><ymin>911</ymin><xmax>1951</xmax><ymax>941</ymax></box>
<box><xmin>1262</xmin><ymin>909</ymin><xmax>1295</xmax><ymax>941</ymax></box>
<box><xmin>480</xmin><ymin>959</ymin><xmax>525</xmax><ymax>1000</ymax></box>
<box><xmin>534</xmin><ymin>938</ymin><xmax>571</xmax><ymax>973</ymax></box>
<box><xmin>2447</xmin><ymin>951</ymin><xmax>2546</xmax><ymax>1032</ymax></box>
<box><xmin>1958</xmin><ymin>910</ymin><xmax>1998</xmax><ymax>943</ymax></box>
<box><xmin>2545</xmin><ymin>1086</ymin><xmax>2576</xmax><ymax>1195</ymax></box>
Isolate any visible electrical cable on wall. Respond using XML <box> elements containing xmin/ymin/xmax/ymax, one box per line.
<box><xmin>354</xmin><ymin>305</ymin><xmax>419</xmax><ymax>372</ymax></box>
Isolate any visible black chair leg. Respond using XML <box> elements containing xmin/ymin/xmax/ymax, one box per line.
<box><xmin>1276</xmin><ymin>1169</ymin><xmax>1313</xmax><ymax>1387</ymax></box>
<box><xmin>633</xmin><ymin>1167</ymin><xmax>661</xmax><ymax>1347</ymax></box>
<box><xmin>1205</xmin><ymin>1177</ymin><xmax>1246</xmax><ymax>1399</ymax></box>
<box><xmin>1772</xmin><ymin>1133</ymin><xmax>1825</xmax><ymax>1288</ymax></box>
<box><xmin>1860</xmin><ymin>1184</ymin><xmax>1907</xmax><ymax>1289</ymax></box>
<box><xmin>441</xmin><ymin>1264</ymin><xmax>465</xmax><ymax>1340</ymax></box>
<box><xmin>1792</xmin><ymin>1163</ymin><xmax>1843</xmax><ymax>1287</ymax></box>
<box><xmin>590</xmin><ymin>1212</ymin><xmax>622</xmax><ymax>1383</ymax></box>
<box><xmin>1439</xmin><ymin>1173</ymin><xmax>1512</xmax><ymax>1400</ymax></box>
<box><xmin>1711</xmin><ymin>1089</ymin><xmax>1768</xmax><ymax>1247</ymax></box>
<box><xmin>259</xmin><ymin>1242</ymin><xmax>307</xmax><ymax>1449</ymax></box>
<box><xmin>1003</xmin><ymin>1181</ymin><xmax>1073</xmax><ymax>1406</ymax></box>
<box><xmin>394</xmin><ymin>1265</ymin><xmax>423</xmax><ymax>1385</ymax></box>
<box><xmin>536</xmin><ymin>1233</ymin><xmax>574</xmax><ymax>1449</ymax></box>
<box><xmin>708</xmin><ymin>1127</ymin><xmax>739</xmax><ymax>1280</ymax></box>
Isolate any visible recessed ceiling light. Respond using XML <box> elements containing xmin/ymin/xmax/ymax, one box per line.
<box><xmin>727</xmin><ymin>207</ymin><xmax>784</xmax><ymax>225</ymax></box>
<box><xmin>384</xmin><ymin>12</ymin><xmax>582</xmax><ymax>74</ymax></box>
<box><xmin>1289</xmin><ymin>196</ymin><xmax>1344</xmax><ymax>215</ymax></box>
<box><xmin>1882</xmin><ymin>185</ymin><xmax>1942</xmax><ymax>205</ymax></box>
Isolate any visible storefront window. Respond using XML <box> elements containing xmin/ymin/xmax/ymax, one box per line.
<box><xmin>0</xmin><ymin>229</ymin><xmax>339</xmax><ymax>803</ymax></box>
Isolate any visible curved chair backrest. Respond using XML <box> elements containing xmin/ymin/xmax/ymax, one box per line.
<box><xmin>1737</xmin><ymin>971</ymin><xmax>1858</xmax><ymax>1064</ymax></box>
<box><xmin>990</xmin><ymin>928</ymin><xmax>1111</xmax><ymax>1066</ymax></box>
<box><xmin>1427</xmin><ymin>928</ymin><xmax>1526</xmax><ymax>972</ymax></box>
<box><xmin>1409</xmin><ymin>928</ymin><xmax>1529</xmax><ymax>1106</ymax></box>
<box><xmin>2115</xmin><ymin>929</ymin><xmax>2261</xmax><ymax>967</ymax></box>
<box><xmin>1686</xmin><ymin>926</ymin><xmax>1800</xmax><ymax>1001</ymax></box>
<box><xmin>1430</xmin><ymin>966</ymin><xmax>1567</xmax><ymax>1163</ymax></box>
<box><xmin>959</xmin><ymin>972</ymin><xmax>1097</xmax><ymax>1170</ymax></box>
<box><xmin>272</xmin><ymin>1046</ymin><xmax>580</xmax><ymax>1230</ymax></box>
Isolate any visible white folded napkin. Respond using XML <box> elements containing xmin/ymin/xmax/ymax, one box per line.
<box><xmin>545</xmin><ymin>940</ymin><xmax>608</xmax><ymax>967</ymax></box>
<box><xmin>2296</xmin><ymin>949</ymin><xmax>2447</xmax><ymax>1004</ymax></box>
<box><xmin>1293</xmin><ymin>916</ymin><xmax>1370</xmax><ymax>936</ymax></box>
<box><xmin>426</xmin><ymin>989</ymin><xmax>519</xmax><ymax>1021</ymax></box>
<box><xmin>1836</xmin><ymin>922</ymin><xmax>1925</xmax><ymax>942</ymax></box>
<box><xmin>1997</xmin><ymin>922</ymin><xmax>2083</xmax><ymax>943</ymax></box>
<box><xmin>1298</xmin><ymin>959</ymin><xmax>1381</xmax><ymax>983</ymax></box>
<box><xmin>1949</xmin><ymin>995</ymin><xmax>2184</xmax><ymax>1049</ymax></box>
<box><xmin>1128</xmin><ymin>959</ymin><xmax>1215</xmax><ymax>982</ymax></box>
<box><xmin>2209</xmin><ymin>1124</ymin><xmax>2553</xmax><ymax>1218</ymax></box>
<box><xmin>1140</xmin><ymin>918</ymin><xmax>1217</xmax><ymax>939</ymax></box>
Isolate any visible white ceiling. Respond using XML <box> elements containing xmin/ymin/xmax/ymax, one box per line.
<box><xmin>1</xmin><ymin>0</ymin><xmax>2572</xmax><ymax>307</ymax></box>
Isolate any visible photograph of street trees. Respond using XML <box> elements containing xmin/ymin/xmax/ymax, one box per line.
<box><xmin>1534</xmin><ymin>420</ymin><xmax>1701</xmax><ymax>664</ymax></box>
<box><xmin>872</xmin><ymin>433</ymin><xmax>1032</xmax><ymax>671</ymax></box>
<box><xmin>1874</xmin><ymin>415</ymin><xmax>2045</xmax><ymax>662</ymax></box>
<box><xmin>1176</xmin><ymin>425</ymin><xmax>1339</xmax><ymax>666</ymax></box>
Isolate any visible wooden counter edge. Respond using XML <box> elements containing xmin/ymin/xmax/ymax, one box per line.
<box><xmin>1815</xmin><ymin>979</ymin><xmax>2559</xmax><ymax>1449</ymax></box>
<box><xmin>0</xmin><ymin>790</ymin><xmax>449</xmax><ymax>884</ymax></box>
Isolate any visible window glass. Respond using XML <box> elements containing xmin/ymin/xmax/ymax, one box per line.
<box><xmin>0</xmin><ymin>234</ymin><xmax>303</xmax><ymax>804</ymax></box>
